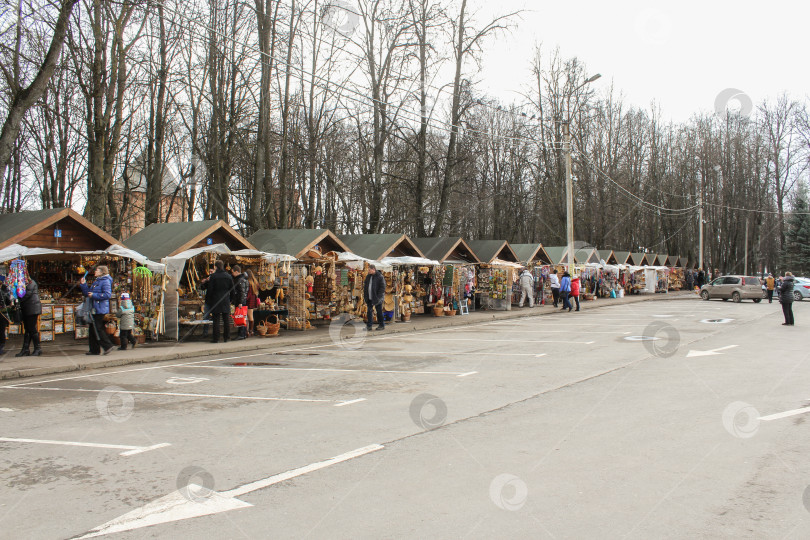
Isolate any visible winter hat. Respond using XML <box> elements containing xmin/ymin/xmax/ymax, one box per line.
<box><xmin>120</xmin><ymin>292</ymin><xmax>130</xmax><ymax>300</ymax></box>
<box><xmin>0</xmin><ymin>275</ymin><xmax>5</xmax><ymax>282</ymax></box>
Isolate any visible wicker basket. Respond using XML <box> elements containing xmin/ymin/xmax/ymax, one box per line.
<box><xmin>432</xmin><ymin>307</ymin><xmax>444</xmax><ymax>317</ymax></box>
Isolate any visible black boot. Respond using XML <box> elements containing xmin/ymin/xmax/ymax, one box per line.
<box><xmin>31</xmin><ymin>333</ymin><xmax>42</xmax><ymax>356</ymax></box>
<box><xmin>15</xmin><ymin>334</ymin><xmax>31</xmax><ymax>357</ymax></box>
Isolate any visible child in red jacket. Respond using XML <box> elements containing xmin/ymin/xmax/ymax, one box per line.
<box><xmin>571</xmin><ymin>276</ymin><xmax>581</xmax><ymax>312</ymax></box>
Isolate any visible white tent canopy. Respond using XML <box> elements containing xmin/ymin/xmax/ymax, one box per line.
<box><xmin>0</xmin><ymin>244</ymin><xmax>62</xmax><ymax>263</ymax></box>
<box><xmin>381</xmin><ymin>256</ymin><xmax>440</xmax><ymax>267</ymax></box>
<box><xmin>489</xmin><ymin>258</ymin><xmax>523</xmax><ymax>269</ymax></box>
<box><xmin>337</xmin><ymin>252</ymin><xmax>392</xmax><ymax>271</ymax></box>
<box><xmin>0</xmin><ymin>243</ymin><xmax>165</xmax><ymax>272</ymax></box>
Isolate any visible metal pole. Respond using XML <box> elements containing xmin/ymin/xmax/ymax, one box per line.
<box><xmin>564</xmin><ymin>121</ymin><xmax>574</xmax><ymax>274</ymax></box>
<box><xmin>698</xmin><ymin>175</ymin><xmax>703</xmax><ymax>272</ymax></box>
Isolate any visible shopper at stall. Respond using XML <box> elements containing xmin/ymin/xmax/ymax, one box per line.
<box><xmin>80</xmin><ymin>266</ymin><xmax>114</xmax><ymax>356</ymax></box>
<box><xmin>518</xmin><ymin>268</ymin><xmax>534</xmax><ymax>308</ymax></box>
<box><xmin>116</xmin><ymin>292</ymin><xmax>137</xmax><ymax>350</ymax></box>
<box><xmin>231</xmin><ymin>265</ymin><xmax>248</xmax><ymax>340</ymax></box>
<box><xmin>0</xmin><ymin>275</ymin><xmax>12</xmax><ymax>356</ymax></box>
<box><xmin>245</xmin><ymin>269</ymin><xmax>261</xmax><ymax>337</ymax></box>
<box><xmin>779</xmin><ymin>272</ymin><xmax>795</xmax><ymax>326</ymax></box>
<box><xmin>571</xmin><ymin>275</ymin><xmax>581</xmax><ymax>312</ymax></box>
<box><xmin>559</xmin><ymin>271</ymin><xmax>572</xmax><ymax>312</ymax></box>
<box><xmin>697</xmin><ymin>268</ymin><xmax>705</xmax><ymax>288</ymax></box>
<box><xmin>14</xmin><ymin>272</ymin><xmax>43</xmax><ymax>357</ymax></box>
<box><xmin>363</xmin><ymin>264</ymin><xmax>386</xmax><ymax>331</ymax></box>
<box><xmin>200</xmin><ymin>265</ymin><xmax>215</xmax><ymax>338</ymax></box>
<box><xmin>549</xmin><ymin>271</ymin><xmax>561</xmax><ymax>307</ymax></box>
<box><xmin>685</xmin><ymin>270</ymin><xmax>694</xmax><ymax>291</ymax></box>
<box><xmin>207</xmin><ymin>260</ymin><xmax>234</xmax><ymax>343</ymax></box>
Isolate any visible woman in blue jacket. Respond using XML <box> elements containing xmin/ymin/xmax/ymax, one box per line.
<box><xmin>559</xmin><ymin>271</ymin><xmax>572</xmax><ymax>312</ymax></box>
<box><xmin>80</xmin><ymin>265</ymin><xmax>115</xmax><ymax>355</ymax></box>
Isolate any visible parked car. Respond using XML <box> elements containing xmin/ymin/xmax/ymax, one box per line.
<box><xmin>787</xmin><ymin>277</ymin><xmax>810</xmax><ymax>301</ymax></box>
<box><xmin>700</xmin><ymin>275</ymin><xmax>762</xmax><ymax>302</ymax></box>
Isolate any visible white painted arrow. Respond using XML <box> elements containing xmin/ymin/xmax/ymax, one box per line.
<box><xmin>78</xmin><ymin>444</ymin><xmax>384</xmax><ymax>538</ymax></box>
<box><xmin>686</xmin><ymin>345</ymin><xmax>738</xmax><ymax>358</ymax></box>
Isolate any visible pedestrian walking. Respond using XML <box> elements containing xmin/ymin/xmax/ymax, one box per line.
<box><xmin>0</xmin><ymin>275</ymin><xmax>12</xmax><ymax>356</ymax></box>
<box><xmin>207</xmin><ymin>260</ymin><xmax>234</xmax><ymax>343</ymax></box>
<box><xmin>518</xmin><ymin>268</ymin><xmax>534</xmax><ymax>307</ymax></box>
<box><xmin>363</xmin><ymin>264</ymin><xmax>386</xmax><ymax>330</ymax></box>
<box><xmin>116</xmin><ymin>293</ymin><xmax>137</xmax><ymax>350</ymax></box>
<box><xmin>571</xmin><ymin>275</ymin><xmax>581</xmax><ymax>311</ymax></box>
<box><xmin>549</xmin><ymin>271</ymin><xmax>561</xmax><ymax>307</ymax></box>
<box><xmin>231</xmin><ymin>265</ymin><xmax>248</xmax><ymax>340</ymax></box>
<box><xmin>766</xmin><ymin>274</ymin><xmax>775</xmax><ymax>303</ymax></box>
<box><xmin>779</xmin><ymin>272</ymin><xmax>795</xmax><ymax>326</ymax></box>
<box><xmin>697</xmin><ymin>269</ymin><xmax>705</xmax><ymax>288</ymax></box>
<box><xmin>80</xmin><ymin>266</ymin><xmax>114</xmax><ymax>356</ymax></box>
<box><xmin>685</xmin><ymin>270</ymin><xmax>694</xmax><ymax>291</ymax></box>
<box><xmin>559</xmin><ymin>271</ymin><xmax>572</xmax><ymax>312</ymax></box>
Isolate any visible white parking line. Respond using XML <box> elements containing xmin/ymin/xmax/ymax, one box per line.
<box><xmin>334</xmin><ymin>398</ymin><xmax>367</xmax><ymax>407</ymax></box>
<box><xmin>414</xmin><ymin>337</ymin><xmax>596</xmax><ymax>344</ymax></box>
<box><xmin>0</xmin><ymin>437</ymin><xmax>170</xmax><ymax>456</ymax></box>
<box><xmin>759</xmin><ymin>406</ymin><xmax>810</xmax><ymax>422</ymax></box>
<box><xmin>184</xmin><ymin>365</ymin><xmax>474</xmax><ymax>376</ymax></box>
<box><xmin>0</xmin><ymin>386</ymin><xmax>334</xmax><ymax>403</ymax></box>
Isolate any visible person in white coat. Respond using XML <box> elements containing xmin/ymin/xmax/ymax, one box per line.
<box><xmin>518</xmin><ymin>268</ymin><xmax>535</xmax><ymax>307</ymax></box>
<box><xmin>548</xmin><ymin>271</ymin><xmax>561</xmax><ymax>307</ymax></box>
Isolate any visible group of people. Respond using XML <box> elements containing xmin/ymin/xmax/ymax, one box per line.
<box><xmin>199</xmin><ymin>261</ymin><xmax>262</xmax><ymax>343</ymax></box>
<box><xmin>0</xmin><ymin>265</ymin><xmax>138</xmax><ymax>358</ymax></box>
<box><xmin>684</xmin><ymin>268</ymin><xmax>723</xmax><ymax>290</ymax></box>
<box><xmin>517</xmin><ymin>268</ymin><xmax>581</xmax><ymax>312</ymax></box>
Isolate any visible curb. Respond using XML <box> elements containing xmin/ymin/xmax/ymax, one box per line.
<box><xmin>0</xmin><ymin>293</ymin><xmax>696</xmax><ymax>381</ymax></box>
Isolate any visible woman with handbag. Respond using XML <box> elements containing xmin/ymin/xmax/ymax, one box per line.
<box><xmin>16</xmin><ymin>272</ymin><xmax>42</xmax><ymax>357</ymax></box>
<box><xmin>80</xmin><ymin>266</ymin><xmax>115</xmax><ymax>355</ymax></box>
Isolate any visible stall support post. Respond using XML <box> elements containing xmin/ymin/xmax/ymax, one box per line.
<box><xmin>564</xmin><ymin>121</ymin><xmax>574</xmax><ymax>275</ymax></box>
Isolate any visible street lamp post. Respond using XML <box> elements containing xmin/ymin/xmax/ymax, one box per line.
<box><xmin>564</xmin><ymin>73</ymin><xmax>601</xmax><ymax>273</ymax></box>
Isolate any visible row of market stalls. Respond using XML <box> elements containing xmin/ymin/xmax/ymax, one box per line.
<box><xmin>0</xmin><ymin>209</ymin><xmax>696</xmax><ymax>344</ymax></box>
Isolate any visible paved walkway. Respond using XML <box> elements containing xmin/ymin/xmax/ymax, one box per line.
<box><xmin>0</xmin><ymin>291</ymin><xmax>694</xmax><ymax>381</ymax></box>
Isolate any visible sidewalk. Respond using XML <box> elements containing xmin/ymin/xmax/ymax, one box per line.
<box><xmin>0</xmin><ymin>292</ymin><xmax>695</xmax><ymax>381</ymax></box>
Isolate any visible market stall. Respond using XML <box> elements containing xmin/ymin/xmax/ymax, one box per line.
<box><xmin>467</xmin><ymin>240</ymin><xmax>522</xmax><ymax>311</ymax></box>
<box><xmin>0</xmin><ymin>209</ymin><xmax>165</xmax><ymax>347</ymax></box>
<box><xmin>631</xmin><ymin>253</ymin><xmax>651</xmax><ymax>266</ymax></box>
<box><xmin>125</xmin><ymin>220</ymin><xmax>266</xmax><ymax>339</ymax></box>
<box><xmin>339</xmin><ymin>234</ymin><xmax>432</xmax><ymax>323</ymax></box>
<box><xmin>510</xmin><ymin>243</ymin><xmax>553</xmax><ymax>305</ymax></box>
<box><xmin>248</xmin><ymin>229</ymin><xmax>356</xmax><ymax>327</ymax></box>
<box><xmin>413</xmin><ymin>237</ymin><xmax>481</xmax><ymax>316</ymax></box>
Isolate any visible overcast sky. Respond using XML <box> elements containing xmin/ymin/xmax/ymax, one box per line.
<box><xmin>473</xmin><ymin>0</ymin><xmax>808</xmax><ymax>123</ymax></box>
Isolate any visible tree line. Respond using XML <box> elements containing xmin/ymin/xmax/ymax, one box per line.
<box><xmin>1</xmin><ymin>0</ymin><xmax>809</xmax><ymax>274</ymax></box>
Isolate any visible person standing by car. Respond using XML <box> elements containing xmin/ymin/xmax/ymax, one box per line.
<box><xmin>779</xmin><ymin>272</ymin><xmax>795</xmax><ymax>326</ymax></box>
<box><xmin>765</xmin><ymin>274</ymin><xmax>775</xmax><ymax>303</ymax></box>
<box><xmin>363</xmin><ymin>264</ymin><xmax>386</xmax><ymax>330</ymax></box>
<box><xmin>80</xmin><ymin>266</ymin><xmax>114</xmax><ymax>356</ymax></box>
<box><xmin>208</xmin><ymin>260</ymin><xmax>234</xmax><ymax>343</ymax></box>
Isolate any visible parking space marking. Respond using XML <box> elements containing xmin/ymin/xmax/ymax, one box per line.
<box><xmin>759</xmin><ymin>406</ymin><xmax>810</xmax><ymax>422</ymax></box>
<box><xmin>0</xmin><ymin>437</ymin><xmax>170</xmax><ymax>456</ymax></box>
<box><xmin>185</xmin><ymin>365</ymin><xmax>475</xmax><ymax>376</ymax></box>
<box><xmin>334</xmin><ymin>398</ymin><xmax>367</xmax><ymax>407</ymax></box>
<box><xmin>413</xmin><ymin>337</ymin><xmax>596</xmax><ymax>344</ymax></box>
<box><xmin>0</xmin><ymin>386</ymin><xmax>335</xmax><ymax>404</ymax></box>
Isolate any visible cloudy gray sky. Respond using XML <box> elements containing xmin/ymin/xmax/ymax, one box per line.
<box><xmin>474</xmin><ymin>0</ymin><xmax>808</xmax><ymax>122</ymax></box>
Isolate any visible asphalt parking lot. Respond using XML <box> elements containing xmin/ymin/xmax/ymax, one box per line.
<box><xmin>1</xmin><ymin>297</ymin><xmax>809</xmax><ymax>539</ymax></box>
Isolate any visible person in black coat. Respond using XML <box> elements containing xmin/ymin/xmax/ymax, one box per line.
<box><xmin>363</xmin><ymin>264</ymin><xmax>386</xmax><ymax>330</ymax></box>
<box><xmin>779</xmin><ymin>272</ymin><xmax>795</xmax><ymax>326</ymax></box>
<box><xmin>205</xmin><ymin>260</ymin><xmax>235</xmax><ymax>343</ymax></box>
<box><xmin>230</xmin><ymin>265</ymin><xmax>248</xmax><ymax>339</ymax></box>
<box><xmin>16</xmin><ymin>274</ymin><xmax>42</xmax><ymax>357</ymax></box>
<box><xmin>0</xmin><ymin>275</ymin><xmax>12</xmax><ymax>356</ymax></box>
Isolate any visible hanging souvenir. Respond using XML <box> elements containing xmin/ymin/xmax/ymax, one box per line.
<box><xmin>10</xmin><ymin>259</ymin><xmax>26</xmax><ymax>298</ymax></box>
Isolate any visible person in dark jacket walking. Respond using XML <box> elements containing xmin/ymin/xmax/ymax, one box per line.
<box><xmin>16</xmin><ymin>272</ymin><xmax>42</xmax><ymax>357</ymax></box>
<box><xmin>199</xmin><ymin>265</ymin><xmax>215</xmax><ymax>338</ymax></box>
<box><xmin>206</xmin><ymin>260</ymin><xmax>234</xmax><ymax>343</ymax></box>
<box><xmin>363</xmin><ymin>264</ymin><xmax>386</xmax><ymax>330</ymax></box>
<box><xmin>231</xmin><ymin>265</ymin><xmax>248</xmax><ymax>339</ymax></box>
<box><xmin>80</xmin><ymin>266</ymin><xmax>114</xmax><ymax>356</ymax></box>
<box><xmin>0</xmin><ymin>275</ymin><xmax>13</xmax><ymax>356</ymax></box>
<box><xmin>779</xmin><ymin>272</ymin><xmax>795</xmax><ymax>326</ymax></box>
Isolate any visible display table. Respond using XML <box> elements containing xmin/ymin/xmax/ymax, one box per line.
<box><xmin>252</xmin><ymin>309</ymin><xmax>289</xmax><ymax>325</ymax></box>
<box><xmin>178</xmin><ymin>320</ymin><xmax>213</xmax><ymax>342</ymax></box>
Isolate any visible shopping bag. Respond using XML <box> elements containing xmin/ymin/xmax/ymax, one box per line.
<box><xmin>232</xmin><ymin>306</ymin><xmax>248</xmax><ymax>327</ymax></box>
<box><xmin>76</xmin><ymin>297</ymin><xmax>94</xmax><ymax>325</ymax></box>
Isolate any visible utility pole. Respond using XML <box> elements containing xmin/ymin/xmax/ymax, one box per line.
<box><xmin>563</xmin><ymin>73</ymin><xmax>601</xmax><ymax>275</ymax></box>
<box><xmin>564</xmin><ymin>121</ymin><xmax>574</xmax><ymax>274</ymax></box>
<box><xmin>698</xmin><ymin>174</ymin><xmax>703</xmax><ymax>272</ymax></box>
